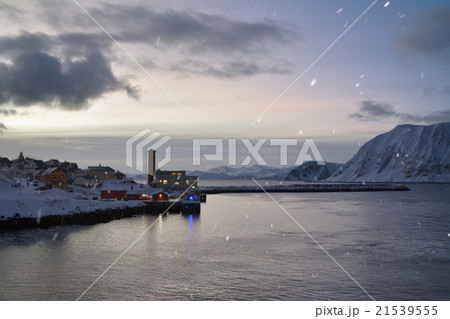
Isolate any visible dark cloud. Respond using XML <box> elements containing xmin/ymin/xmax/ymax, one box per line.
<box><xmin>349</xmin><ymin>100</ymin><xmax>396</xmax><ymax>120</ymax></box>
<box><xmin>0</xmin><ymin>32</ymin><xmax>54</xmax><ymax>54</ymax></box>
<box><xmin>397</xmin><ymin>7</ymin><xmax>450</xmax><ymax>62</ymax></box>
<box><xmin>0</xmin><ymin>50</ymin><xmax>137</xmax><ymax>109</ymax></box>
<box><xmin>349</xmin><ymin>100</ymin><xmax>450</xmax><ymax>124</ymax></box>
<box><xmin>124</xmin><ymin>85</ymin><xmax>140</xmax><ymax>100</ymax></box>
<box><xmin>0</xmin><ymin>32</ymin><xmax>138</xmax><ymax>109</ymax></box>
<box><xmin>91</xmin><ymin>4</ymin><xmax>297</xmax><ymax>55</ymax></box>
<box><xmin>170</xmin><ymin>58</ymin><xmax>292</xmax><ymax>79</ymax></box>
<box><xmin>0</xmin><ymin>122</ymin><xmax>5</xmax><ymax>133</ymax></box>
<box><xmin>0</xmin><ymin>32</ymin><xmax>112</xmax><ymax>59</ymax></box>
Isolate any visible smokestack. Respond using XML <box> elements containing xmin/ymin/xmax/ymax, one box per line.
<box><xmin>147</xmin><ymin>150</ymin><xmax>156</xmax><ymax>184</ymax></box>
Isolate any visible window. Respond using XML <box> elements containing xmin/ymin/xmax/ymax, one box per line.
<box><xmin>177</xmin><ymin>172</ymin><xmax>182</xmax><ymax>176</ymax></box>
<box><xmin>174</xmin><ymin>181</ymin><xmax>179</xmax><ymax>185</ymax></box>
<box><xmin>60</xmin><ymin>175</ymin><xmax>64</xmax><ymax>179</ymax></box>
<box><xmin>163</xmin><ymin>180</ymin><xmax>168</xmax><ymax>185</ymax></box>
<box><xmin>172</xmin><ymin>172</ymin><xmax>176</xmax><ymax>175</ymax></box>
<box><xmin>186</xmin><ymin>180</ymin><xmax>190</xmax><ymax>185</ymax></box>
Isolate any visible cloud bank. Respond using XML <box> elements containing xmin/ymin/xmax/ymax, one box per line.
<box><xmin>47</xmin><ymin>3</ymin><xmax>298</xmax><ymax>80</ymax></box>
<box><xmin>91</xmin><ymin>4</ymin><xmax>295</xmax><ymax>54</ymax></box>
<box><xmin>349</xmin><ymin>100</ymin><xmax>450</xmax><ymax>124</ymax></box>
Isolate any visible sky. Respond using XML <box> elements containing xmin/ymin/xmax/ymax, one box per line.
<box><xmin>0</xmin><ymin>0</ymin><xmax>449</xmax><ymax>174</ymax></box>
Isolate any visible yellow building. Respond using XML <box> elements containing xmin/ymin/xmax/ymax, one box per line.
<box><xmin>155</xmin><ymin>170</ymin><xmax>197</xmax><ymax>191</ymax></box>
<box><xmin>41</xmin><ymin>167</ymin><xmax>67</xmax><ymax>188</ymax></box>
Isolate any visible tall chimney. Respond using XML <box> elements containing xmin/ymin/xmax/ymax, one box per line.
<box><xmin>147</xmin><ymin>150</ymin><xmax>156</xmax><ymax>184</ymax></box>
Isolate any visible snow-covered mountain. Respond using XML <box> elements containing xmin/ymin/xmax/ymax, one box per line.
<box><xmin>329</xmin><ymin>123</ymin><xmax>450</xmax><ymax>182</ymax></box>
<box><xmin>189</xmin><ymin>165</ymin><xmax>294</xmax><ymax>180</ymax></box>
<box><xmin>285</xmin><ymin>161</ymin><xmax>342</xmax><ymax>181</ymax></box>
<box><xmin>189</xmin><ymin>168</ymin><xmax>232</xmax><ymax>180</ymax></box>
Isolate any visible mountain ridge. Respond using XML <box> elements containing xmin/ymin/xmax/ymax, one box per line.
<box><xmin>329</xmin><ymin>122</ymin><xmax>450</xmax><ymax>182</ymax></box>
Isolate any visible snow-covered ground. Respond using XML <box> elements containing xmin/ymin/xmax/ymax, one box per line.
<box><xmin>0</xmin><ymin>172</ymin><xmax>146</xmax><ymax>219</ymax></box>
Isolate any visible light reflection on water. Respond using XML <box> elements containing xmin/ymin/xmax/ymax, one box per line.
<box><xmin>0</xmin><ymin>183</ymin><xmax>448</xmax><ymax>300</ymax></box>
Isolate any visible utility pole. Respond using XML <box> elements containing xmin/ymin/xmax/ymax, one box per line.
<box><xmin>19</xmin><ymin>165</ymin><xmax>22</xmax><ymax>196</ymax></box>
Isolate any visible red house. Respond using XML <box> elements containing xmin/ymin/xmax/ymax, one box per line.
<box><xmin>101</xmin><ymin>190</ymin><xmax>127</xmax><ymax>200</ymax></box>
<box><xmin>152</xmin><ymin>192</ymin><xmax>169</xmax><ymax>201</ymax></box>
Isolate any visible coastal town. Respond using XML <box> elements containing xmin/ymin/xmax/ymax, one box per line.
<box><xmin>0</xmin><ymin>151</ymin><xmax>201</xmax><ymax>229</ymax></box>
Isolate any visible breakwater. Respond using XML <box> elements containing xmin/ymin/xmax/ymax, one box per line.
<box><xmin>0</xmin><ymin>201</ymin><xmax>182</xmax><ymax>232</ymax></box>
<box><xmin>199</xmin><ymin>183</ymin><xmax>410</xmax><ymax>194</ymax></box>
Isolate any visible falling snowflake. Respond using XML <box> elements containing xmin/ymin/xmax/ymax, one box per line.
<box><xmin>270</xmin><ymin>224</ymin><xmax>273</xmax><ymax>228</ymax></box>
<box><xmin>360</xmin><ymin>74</ymin><xmax>365</xmax><ymax>78</ymax></box>
<box><xmin>384</xmin><ymin>2</ymin><xmax>390</xmax><ymax>7</ymax></box>
<box><xmin>355</xmin><ymin>83</ymin><xmax>360</xmax><ymax>87</ymax></box>
<box><xmin>156</xmin><ymin>35</ymin><xmax>160</xmax><ymax>46</ymax></box>
<box><xmin>336</xmin><ymin>8</ymin><xmax>343</xmax><ymax>14</ymax></box>
<box><xmin>332</xmin><ymin>128</ymin><xmax>336</xmax><ymax>134</ymax></box>
<box><xmin>52</xmin><ymin>233</ymin><xmax>58</xmax><ymax>241</ymax></box>
<box><xmin>310</xmin><ymin>78</ymin><xmax>317</xmax><ymax>87</ymax></box>
<box><xmin>225</xmin><ymin>236</ymin><xmax>229</xmax><ymax>241</ymax></box>
<box><xmin>36</xmin><ymin>208</ymin><xmax>42</xmax><ymax>224</ymax></box>
<box><xmin>299</xmin><ymin>129</ymin><xmax>303</xmax><ymax>135</ymax></box>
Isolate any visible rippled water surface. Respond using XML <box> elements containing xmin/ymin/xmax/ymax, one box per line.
<box><xmin>0</xmin><ymin>183</ymin><xmax>449</xmax><ymax>300</ymax></box>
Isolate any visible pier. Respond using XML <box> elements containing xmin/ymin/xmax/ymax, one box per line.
<box><xmin>198</xmin><ymin>183</ymin><xmax>410</xmax><ymax>194</ymax></box>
